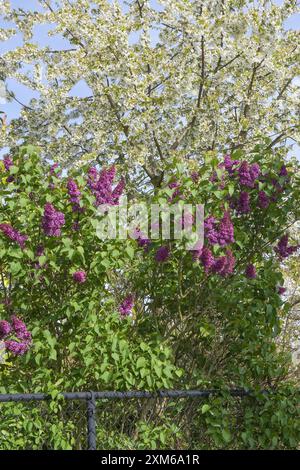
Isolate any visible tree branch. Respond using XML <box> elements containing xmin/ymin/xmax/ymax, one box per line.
<box><xmin>170</xmin><ymin>35</ymin><xmax>205</xmax><ymax>151</ymax></box>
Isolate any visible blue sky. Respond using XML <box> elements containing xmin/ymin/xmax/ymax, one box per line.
<box><xmin>0</xmin><ymin>0</ymin><xmax>299</xmax><ymax>156</ymax></box>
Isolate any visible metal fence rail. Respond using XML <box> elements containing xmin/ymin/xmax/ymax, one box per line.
<box><xmin>0</xmin><ymin>389</ymin><xmax>274</xmax><ymax>450</ymax></box>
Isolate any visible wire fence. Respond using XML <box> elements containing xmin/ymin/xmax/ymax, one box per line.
<box><xmin>0</xmin><ymin>388</ymin><xmax>289</xmax><ymax>450</ymax></box>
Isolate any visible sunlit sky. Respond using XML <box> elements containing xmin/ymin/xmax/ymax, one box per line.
<box><xmin>0</xmin><ymin>0</ymin><xmax>299</xmax><ymax>158</ymax></box>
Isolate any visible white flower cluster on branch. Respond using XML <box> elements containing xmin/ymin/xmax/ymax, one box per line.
<box><xmin>0</xmin><ymin>0</ymin><xmax>299</xmax><ymax>180</ymax></box>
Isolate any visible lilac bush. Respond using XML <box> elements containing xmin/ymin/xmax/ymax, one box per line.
<box><xmin>0</xmin><ymin>144</ymin><xmax>299</xmax><ymax>449</ymax></box>
<box><xmin>0</xmin><ymin>145</ymin><xmax>299</xmax><ymax>407</ymax></box>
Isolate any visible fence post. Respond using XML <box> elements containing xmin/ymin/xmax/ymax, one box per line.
<box><xmin>86</xmin><ymin>391</ymin><xmax>97</xmax><ymax>450</ymax></box>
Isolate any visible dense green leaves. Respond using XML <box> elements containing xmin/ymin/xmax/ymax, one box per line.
<box><xmin>0</xmin><ymin>145</ymin><xmax>299</xmax><ymax>449</ymax></box>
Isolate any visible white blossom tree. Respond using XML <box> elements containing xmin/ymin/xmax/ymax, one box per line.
<box><xmin>0</xmin><ymin>0</ymin><xmax>299</xmax><ymax>185</ymax></box>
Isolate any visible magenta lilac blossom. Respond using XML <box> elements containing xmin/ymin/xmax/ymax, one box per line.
<box><xmin>221</xmin><ymin>154</ymin><xmax>240</xmax><ymax>175</ymax></box>
<box><xmin>11</xmin><ymin>315</ymin><xmax>32</xmax><ymax>342</ymax></box>
<box><xmin>73</xmin><ymin>271</ymin><xmax>87</xmax><ymax>284</ymax></box>
<box><xmin>218</xmin><ymin>212</ymin><xmax>234</xmax><ymax>246</ymax></box>
<box><xmin>168</xmin><ymin>181</ymin><xmax>182</xmax><ymax>202</ymax></box>
<box><xmin>67</xmin><ymin>179</ymin><xmax>83</xmax><ymax>212</ymax></box>
<box><xmin>0</xmin><ymin>320</ymin><xmax>12</xmax><ymax>339</ymax></box>
<box><xmin>275</xmin><ymin>234</ymin><xmax>299</xmax><ymax>259</ymax></box>
<box><xmin>258</xmin><ymin>191</ymin><xmax>269</xmax><ymax>209</ymax></box>
<box><xmin>279</xmin><ymin>165</ymin><xmax>288</xmax><ymax>177</ymax></box>
<box><xmin>111</xmin><ymin>178</ymin><xmax>125</xmax><ymax>204</ymax></box>
<box><xmin>119</xmin><ymin>295</ymin><xmax>134</xmax><ymax>317</ymax></box>
<box><xmin>204</xmin><ymin>212</ymin><xmax>234</xmax><ymax>246</ymax></box>
<box><xmin>67</xmin><ymin>179</ymin><xmax>81</xmax><ymax>203</ymax></box>
<box><xmin>191</xmin><ymin>171</ymin><xmax>199</xmax><ymax>182</ymax></box>
<box><xmin>212</xmin><ymin>249</ymin><xmax>235</xmax><ymax>277</ymax></box>
<box><xmin>200</xmin><ymin>247</ymin><xmax>215</xmax><ymax>272</ymax></box>
<box><xmin>238</xmin><ymin>161</ymin><xmax>260</xmax><ymax>188</ymax></box>
<box><xmin>0</xmin><ymin>223</ymin><xmax>28</xmax><ymax>249</ymax></box>
<box><xmin>42</xmin><ymin>203</ymin><xmax>65</xmax><ymax>237</ymax></box>
<box><xmin>278</xmin><ymin>286</ymin><xmax>286</xmax><ymax>295</ymax></box>
<box><xmin>237</xmin><ymin>191</ymin><xmax>250</xmax><ymax>213</ymax></box>
<box><xmin>4</xmin><ymin>340</ymin><xmax>29</xmax><ymax>356</ymax></box>
<box><xmin>245</xmin><ymin>264</ymin><xmax>257</xmax><ymax>279</ymax></box>
<box><xmin>1</xmin><ymin>316</ymin><xmax>32</xmax><ymax>356</ymax></box>
<box><xmin>87</xmin><ymin>166</ymin><xmax>125</xmax><ymax>206</ymax></box>
<box><xmin>155</xmin><ymin>246</ymin><xmax>170</xmax><ymax>262</ymax></box>
<box><xmin>3</xmin><ymin>155</ymin><xmax>13</xmax><ymax>172</ymax></box>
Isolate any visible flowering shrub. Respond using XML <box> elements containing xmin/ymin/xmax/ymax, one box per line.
<box><xmin>0</xmin><ymin>146</ymin><xmax>178</xmax><ymax>392</ymax></box>
<box><xmin>0</xmin><ymin>145</ymin><xmax>299</xmax><ymax>449</ymax></box>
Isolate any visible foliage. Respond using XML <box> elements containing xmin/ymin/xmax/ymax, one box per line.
<box><xmin>0</xmin><ymin>144</ymin><xmax>299</xmax><ymax>448</ymax></box>
<box><xmin>0</xmin><ymin>388</ymin><xmax>299</xmax><ymax>450</ymax></box>
<box><xmin>277</xmin><ymin>226</ymin><xmax>300</xmax><ymax>382</ymax></box>
<box><xmin>0</xmin><ymin>146</ymin><xmax>179</xmax><ymax>391</ymax></box>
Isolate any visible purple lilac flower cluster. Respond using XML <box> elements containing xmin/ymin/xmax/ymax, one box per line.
<box><xmin>277</xmin><ymin>286</ymin><xmax>286</xmax><ymax>295</ymax></box>
<box><xmin>204</xmin><ymin>211</ymin><xmax>234</xmax><ymax>246</ymax></box>
<box><xmin>3</xmin><ymin>155</ymin><xmax>13</xmax><ymax>172</ymax></box>
<box><xmin>275</xmin><ymin>234</ymin><xmax>299</xmax><ymax>259</ymax></box>
<box><xmin>168</xmin><ymin>181</ymin><xmax>182</xmax><ymax>202</ymax></box>
<box><xmin>133</xmin><ymin>228</ymin><xmax>151</xmax><ymax>251</ymax></box>
<box><xmin>155</xmin><ymin>246</ymin><xmax>170</xmax><ymax>262</ymax></box>
<box><xmin>119</xmin><ymin>295</ymin><xmax>134</xmax><ymax>317</ymax></box>
<box><xmin>2</xmin><ymin>155</ymin><xmax>14</xmax><ymax>182</ymax></box>
<box><xmin>219</xmin><ymin>156</ymin><xmax>265</xmax><ymax>214</ymax></box>
<box><xmin>212</xmin><ymin>249</ymin><xmax>235</xmax><ymax>277</ymax></box>
<box><xmin>238</xmin><ymin>161</ymin><xmax>260</xmax><ymax>188</ymax></box>
<box><xmin>0</xmin><ymin>223</ymin><xmax>28</xmax><ymax>249</ymax></box>
<box><xmin>258</xmin><ymin>191</ymin><xmax>269</xmax><ymax>209</ymax></box>
<box><xmin>87</xmin><ymin>166</ymin><xmax>125</xmax><ymax>206</ymax></box>
<box><xmin>72</xmin><ymin>221</ymin><xmax>80</xmax><ymax>231</ymax></box>
<box><xmin>0</xmin><ymin>315</ymin><xmax>32</xmax><ymax>356</ymax></box>
<box><xmin>42</xmin><ymin>203</ymin><xmax>65</xmax><ymax>236</ymax></box>
<box><xmin>245</xmin><ymin>264</ymin><xmax>257</xmax><ymax>279</ymax></box>
<box><xmin>199</xmin><ymin>247</ymin><xmax>214</xmax><ymax>272</ymax></box>
<box><xmin>236</xmin><ymin>191</ymin><xmax>250</xmax><ymax>214</ymax></box>
<box><xmin>279</xmin><ymin>165</ymin><xmax>288</xmax><ymax>177</ymax></box>
<box><xmin>0</xmin><ymin>320</ymin><xmax>11</xmax><ymax>338</ymax></box>
<box><xmin>210</xmin><ymin>154</ymin><xmax>240</xmax><ymax>186</ymax></box>
<box><xmin>197</xmin><ymin>247</ymin><xmax>235</xmax><ymax>276</ymax></box>
<box><xmin>11</xmin><ymin>315</ymin><xmax>32</xmax><ymax>342</ymax></box>
<box><xmin>67</xmin><ymin>179</ymin><xmax>83</xmax><ymax>212</ymax></box>
<box><xmin>73</xmin><ymin>271</ymin><xmax>87</xmax><ymax>284</ymax></box>
<box><xmin>49</xmin><ymin>163</ymin><xmax>61</xmax><ymax>176</ymax></box>
<box><xmin>191</xmin><ymin>171</ymin><xmax>199</xmax><ymax>183</ymax></box>
<box><xmin>232</xmin><ymin>158</ymin><xmax>290</xmax><ymax>214</ymax></box>
<box><xmin>221</xmin><ymin>155</ymin><xmax>240</xmax><ymax>175</ymax></box>
<box><xmin>36</xmin><ymin>245</ymin><xmax>44</xmax><ymax>257</ymax></box>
